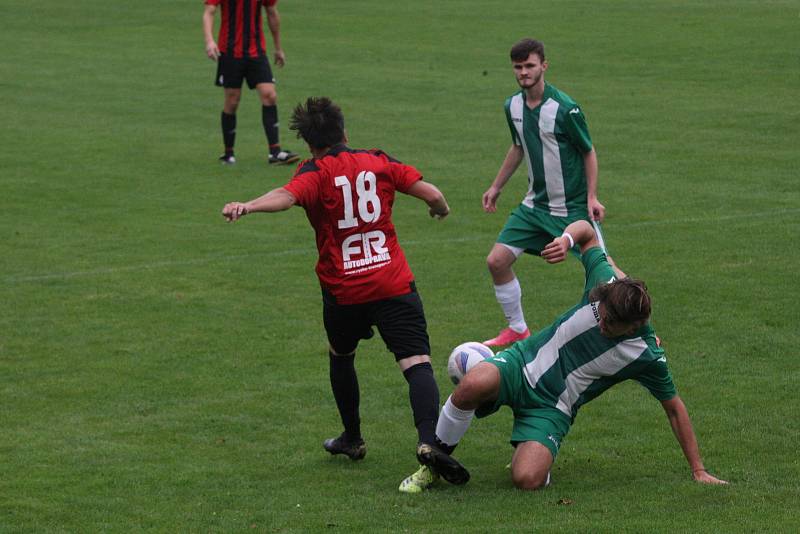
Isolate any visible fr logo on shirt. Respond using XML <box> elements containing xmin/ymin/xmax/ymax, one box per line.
<box><xmin>335</xmin><ymin>170</ymin><xmax>391</xmax><ymax>273</ymax></box>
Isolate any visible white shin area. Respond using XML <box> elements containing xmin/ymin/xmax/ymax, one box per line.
<box><xmin>493</xmin><ymin>277</ymin><xmax>527</xmax><ymax>333</ymax></box>
<box><xmin>436</xmin><ymin>396</ymin><xmax>475</xmax><ymax>447</ymax></box>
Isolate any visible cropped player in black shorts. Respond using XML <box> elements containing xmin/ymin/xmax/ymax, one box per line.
<box><xmin>202</xmin><ymin>0</ymin><xmax>298</xmax><ymax>165</ymax></box>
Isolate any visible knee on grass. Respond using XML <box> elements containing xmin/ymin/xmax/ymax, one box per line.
<box><xmin>511</xmin><ymin>469</ymin><xmax>549</xmax><ymax>491</ymax></box>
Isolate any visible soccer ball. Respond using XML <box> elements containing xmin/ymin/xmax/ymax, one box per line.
<box><xmin>447</xmin><ymin>342</ymin><xmax>494</xmax><ymax>385</ymax></box>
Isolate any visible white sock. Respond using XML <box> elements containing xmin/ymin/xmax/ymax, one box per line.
<box><xmin>494</xmin><ymin>277</ymin><xmax>527</xmax><ymax>333</ymax></box>
<box><xmin>436</xmin><ymin>396</ymin><xmax>475</xmax><ymax>447</ymax></box>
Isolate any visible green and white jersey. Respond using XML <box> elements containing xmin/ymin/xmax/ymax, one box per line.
<box><xmin>504</xmin><ymin>83</ymin><xmax>594</xmax><ymax>218</ymax></box>
<box><xmin>500</xmin><ymin>248</ymin><xmax>676</xmax><ymax>421</ymax></box>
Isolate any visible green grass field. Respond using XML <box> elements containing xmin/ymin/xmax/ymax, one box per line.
<box><xmin>2</xmin><ymin>0</ymin><xmax>799</xmax><ymax>531</ymax></box>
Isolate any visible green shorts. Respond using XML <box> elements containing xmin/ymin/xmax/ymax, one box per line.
<box><xmin>497</xmin><ymin>204</ymin><xmax>587</xmax><ymax>255</ymax></box>
<box><xmin>476</xmin><ymin>349</ymin><xmax>572</xmax><ymax>459</ymax></box>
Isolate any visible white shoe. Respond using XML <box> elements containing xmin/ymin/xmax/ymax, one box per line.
<box><xmin>268</xmin><ymin>150</ymin><xmax>299</xmax><ymax>165</ymax></box>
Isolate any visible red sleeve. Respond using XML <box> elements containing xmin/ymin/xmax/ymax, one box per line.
<box><xmin>262</xmin><ymin>0</ymin><xmax>278</xmax><ymax>6</ymax></box>
<box><xmin>205</xmin><ymin>0</ymin><xmax>222</xmax><ymax>5</ymax></box>
<box><xmin>389</xmin><ymin>160</ymin><xmax>423</xmax><ymax>193</ymax></box>
<box><xmin>283</xmin><ymin>170</ymin><xmax>320</xmax><ymax>208</ymax></box>
<box><xmin>370</xmin><ymin>150</ymin><xmax>422</xmax><ymax>193</ymax></box>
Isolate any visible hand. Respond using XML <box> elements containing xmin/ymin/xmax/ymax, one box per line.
<box><xmin>206</xmin><ymin>40</ymin><xmax>220</xmax><ymax>60</ymax></box>
<box><xmin>588</xmin><ymin>197</ymin><xmax>605</xmax><ymax>222</ymax></box>
<box><xmin>273</xmin><ymin>49</ymin><xmax>286</xmax><ymax>67</ymax></box>
<box><xmin>429</xmin><ymin>206</ymin><xmax>449</xmax><ymax>220</ymax></box>
<box><xmin>482</xmin><ymin>186</ymin><xmax>501</xmax><ymax>213</ymax></box>
<box><xmin>693</xmin><ymin>470</ymin><xmax>728</xmax><ymax>485</ymax></box>
<box><xmin>222</xmin><ymin>202</ymin><xmax>248</xmax><ymax>222</ymax></box>
<box><xmin>540</xmin><ymin>235</ymin><xmax>571</xmax><ymax>264</ymax></box>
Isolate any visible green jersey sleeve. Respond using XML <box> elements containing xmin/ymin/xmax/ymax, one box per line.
<box><xmin>581</xmin><ymin>247</ymin><xmax>617</xmax><ymax>298</ymax></box>
<box><xmin>562</xmin><ymin>105</ymin><xmax>593</xmax><ymax>154</ymax></box>
<box><xmin>504</xmin><ymin>97</ymin><xmax>521</xmax><ymax>146</ymax></box>
<box><xmin>634</xmin><ymin>356</ymin><xmax>677</xmax><ymax>401</ymax></box>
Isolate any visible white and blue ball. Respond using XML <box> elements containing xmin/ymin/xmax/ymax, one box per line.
<box><xmin>447</xmin><ymin>342</ymin><xmax>494</xmax><ymax>385</ymax></box>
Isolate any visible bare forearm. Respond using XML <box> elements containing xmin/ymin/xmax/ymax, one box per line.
<box><xmin>584</xmin><ymin>148</ymin><xmax>598</xmax><ymax>200</ymax></box>
<box><xmin>406</xmin><ymin>180</ymin><xmax>450</xmax><ymax>218</ymax></box>
<box><xmin>245</xmin><ymin>188</ymin><xmax>295</xmax><ymax>213</ymax></box>
<box><xmin>427</xmin><ymin>194</ymin><xmax>450</xmax><ymax>217</ymax></box>
<box><xmin>563</xmin><ymin>220</ymin><xmax>596</xmax><ymax>249</ymax></box>
<box><xmin>202</xmin><ymin>7</ymin><xmax>216</xmax><ymax>43</ymax></box>
<box><xmin>660</xmin><ymin>397</ymin><xmax>727</xmax><ymax>485</ymax></box>
<box><xmin>223</xmin><ymin>188</ymin><xmax>295</xmax><ymax>222</ymax></box>
<box><xmin>606</xmin><ymin>254</ymin><xmax>627</xmax><ymax>279</ymax></box>
<box><xmin>492</xmin><ymin>145</ymin><xmax>524</xmax><ymax>190</ymax></box>
<box><xmin>664</xmin><ymin>397</ymin><xmax>705</xmax><ymax>473</ymax></box>
<box><xmin>267</xmin><ymin>10</ymin><xmax>281</xmax><ymax>50</ymax></box>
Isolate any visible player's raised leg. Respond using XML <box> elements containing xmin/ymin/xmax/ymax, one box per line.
<box><xmin>485</xmin><ymin>243</ymin><xmax>530</xmax><ymax>346</ymax></box>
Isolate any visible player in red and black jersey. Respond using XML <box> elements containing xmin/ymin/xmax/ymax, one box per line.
<box><xmin>221</xmin><ymin>97</ymin><xmax>469</xmax><ymax>491</ymax></box>
<box><xmin>202</xmin><ymin>0</ymin><xmax>298</xmax><ymax>165</ymax></box>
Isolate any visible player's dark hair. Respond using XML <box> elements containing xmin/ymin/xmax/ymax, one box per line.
<box><xmin>510</xmin><ymin>38</ymin><xmax>546</xmax><ymax>63</ymax></box>
<box><xmin>289</xmin><ymin>97</ymin><xmax>346</xmax><ymax>150</ymax></box>
<box><xmin>589</xmin><ymin>278</ymin><xmax>651</xmax><ymax>331</ymax></box>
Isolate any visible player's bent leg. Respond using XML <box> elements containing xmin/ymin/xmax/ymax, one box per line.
<box><xmin>223</xmin><ymin>88</ymin><xmax>242</xmax><ymax>114</ymax></box>
<box><xmin>437</xmin><ymin>362</ymin><xmax>498</xmax><ymax>450</ymax></box>
<box><xmin>452</xmin><ymin>362</ymin><xmax>501</xmax><ymax>411</ymax></box>
<box><xmin>510</xmin><ymin>441</ymin><xmax>553</xmax><ymax>491</ymax></box>
<box><xmin>485</xmin><ymin>244</ymin><xmax>530</xmax><ymax>346</ymax></box>
<box><xmin>435</xmin><ymin>396</ymin><xmax>474</xmax><ymax>453</ymax></box>
<box><xmin>486</xmin><ymin>243</ymin><xmax>518</xmax><ymax>284</ymax></box>
<box><xmin>415</xmin><ymin>362</ymin><xmax>500</xmax><ymax>486</ymax></box>
<box><xmin>255</xmin><ymin>82</ymin><xmax>277</xmax><ymax>106</ymax></box>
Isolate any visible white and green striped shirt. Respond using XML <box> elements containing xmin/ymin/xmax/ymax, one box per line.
<box><xmin>502</xmin><ymin>248</ymin><xmax>675</xmax><ymax>421</ymax></box>
<box><xmin>504</xmin><ymin>83</ymin><xmax>594</xmax><ymax>218</ymax></box>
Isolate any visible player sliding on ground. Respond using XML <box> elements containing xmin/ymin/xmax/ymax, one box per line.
<box><xmin>222</xmin><ymin>97</ymin><xmax>469</xmax><ymax>492</ymax></box>
<box><xmin>401</xmin><ymin>220</ymin><xmax>727</xmax><ymax>492</ymax></box>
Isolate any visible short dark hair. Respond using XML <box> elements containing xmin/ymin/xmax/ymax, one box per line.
<box><xmin>289</xmin><ymin>97</ymin><xmax>345</xmax><ymax>150</ymax></box>
<box><xmin>589</xmin><ymin>278</ymin><xmax>652</xmax><ymax>330</ymax></box>
<box><xmin>510</xmin><ymin>38</ymin><xmax>545</xmax><ymax>63</ymax></box>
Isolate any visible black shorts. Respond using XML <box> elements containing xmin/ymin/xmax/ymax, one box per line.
<box><xmin>322</xmin><ymin>283</ymin><xmax>431</xmax><ymax>361</ymax></box>
<box><xmin>214</xmin><ymin>54</ymin><xmax>274</xmax><ymax>89</ymax></box>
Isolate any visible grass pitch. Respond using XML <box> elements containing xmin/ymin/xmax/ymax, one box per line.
<box><xmin>1</xmin><ymin>0</ymin><xmax>798</xmax><ymax>531</ymax></box>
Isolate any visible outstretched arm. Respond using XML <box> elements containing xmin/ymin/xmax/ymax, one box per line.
<box><xmin>222</xmin><ymin>187</ymin><xmax>296</xmax><ymax>222</ymax></box>
<box><xmin>405</xmin><ymin>180</ymin><xmax>450</xmax><ymax>219</ymax></box>
<box><xmin>482</xmin><ymin>144</ymin><xmax>524</xmax><ymax>213</ymax></box>
<box><xmin>660</xmin><ymin>396</ymin><xmax>727</xmax><ymax>485</ymax></box>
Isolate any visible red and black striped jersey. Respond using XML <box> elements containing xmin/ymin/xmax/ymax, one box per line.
<box><xmin>206</xmin><ymin>0</ymin><xmax>278</xmax><ymax>59</ymax></box>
